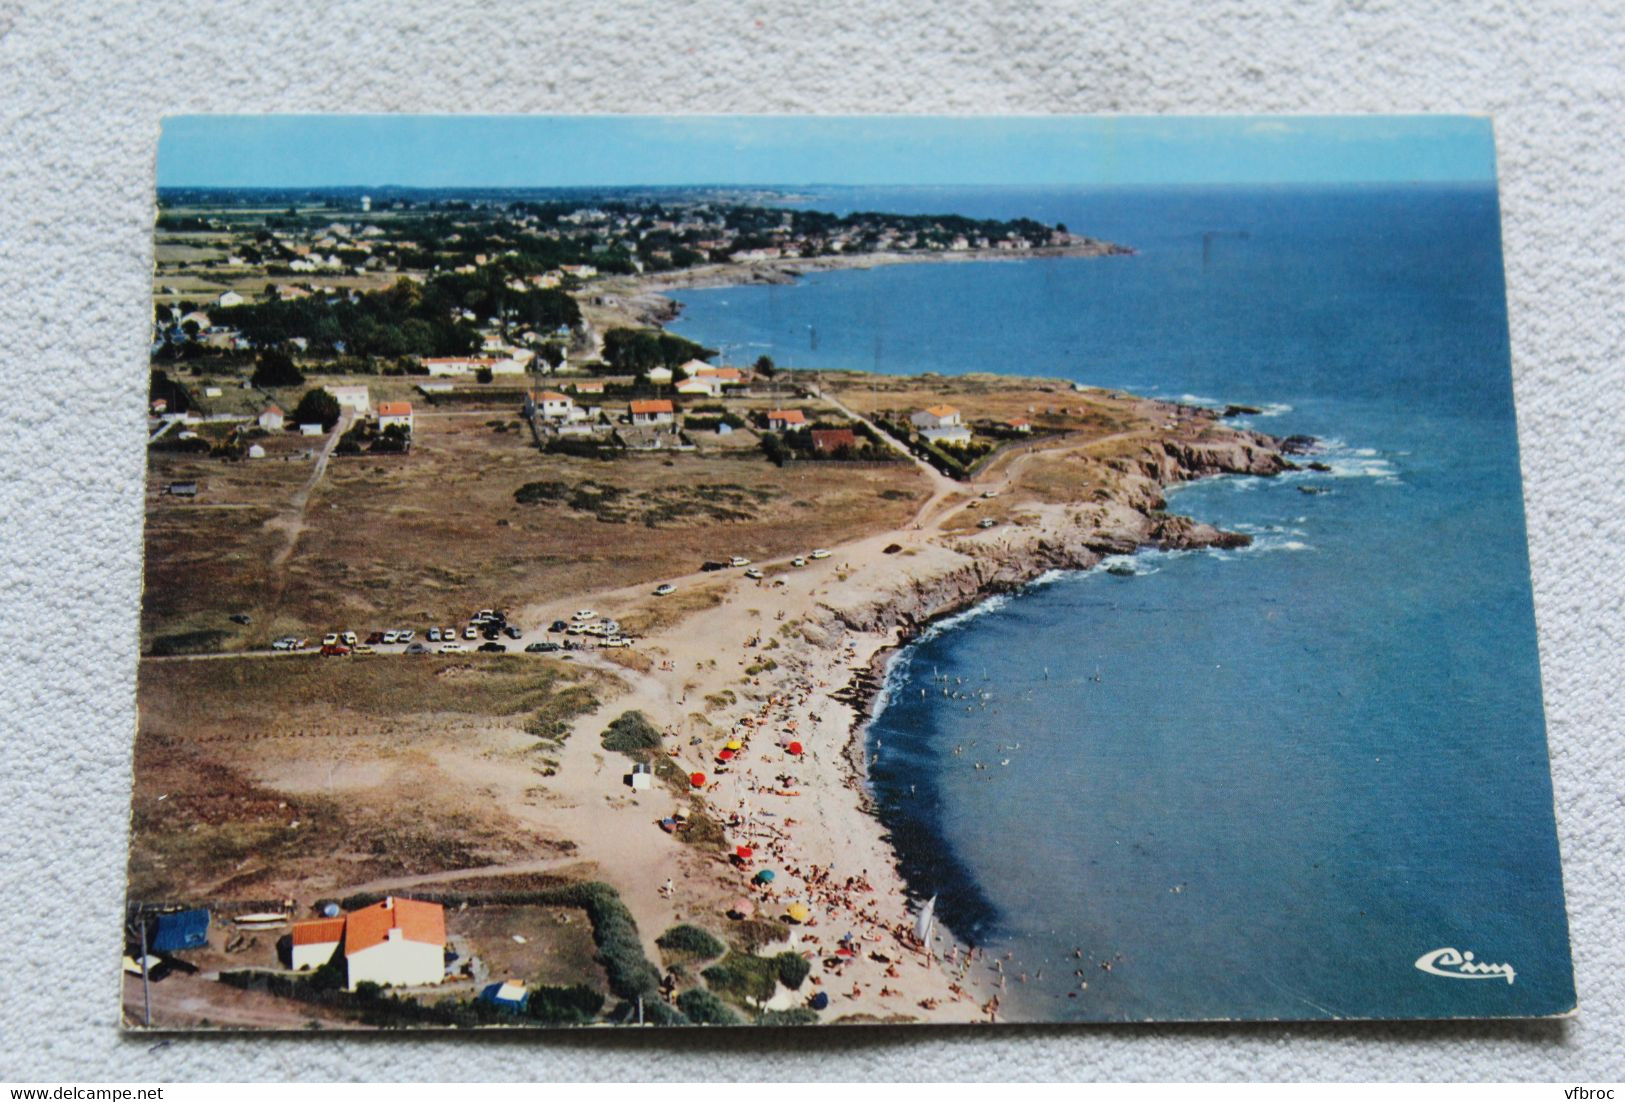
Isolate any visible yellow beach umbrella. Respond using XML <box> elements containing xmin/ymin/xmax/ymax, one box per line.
<box><xmin>785</xmin><ymin>902</ymin><xmax>811</xmax><ymax>924</ymax></box>
<box><xmin>725</xmin><ymin>739</ymin><xmax>743</xmax><ymax>751</ymax></box>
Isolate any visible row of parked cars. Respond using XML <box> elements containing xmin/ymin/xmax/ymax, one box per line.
<box><xmin>270</xmin><ymin>606</ymin><xmax>639</xmax><ymax>658</ymax></box>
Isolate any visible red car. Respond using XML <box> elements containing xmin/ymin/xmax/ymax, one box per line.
<box><xmin>320</xmin><ymin>643</ymin><xmax>351</xmax><ymax>657</ymax></box>
<box><xmin>365</xmin><ymin>631</ymin><xmax>386</xmax><ymax>645</ymax></box>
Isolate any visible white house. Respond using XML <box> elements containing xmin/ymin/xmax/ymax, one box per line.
<box><xmin>677</xmin><ymin>358</ymin><xmax>712</xmax><ymax>380</ymax></box>
<box><xmin>257</xmin><ymin>405</ymin><xmax>284</xmax><ymax>431</ymax></box>
<box><xmin>489</xmin><ymin>358</ymin><xmax>527</xmax><ymax>376</ymax></box>
<box><xmin>420</xmin><ymin>357</ymin><xmax>491</xmax><ymax>377</ymax></box>
<box><xmin>299</xmin><ymin>423</ymin><xmax>325</xmax><ymax>436</ymax></box>
<box><xmin>646</xmin><ymin>365</ymin><xmax>673</xmax><ymax>386</ymax></box>
<box><xmin>910</xmin><ymin>405</ymin><xmax>962</xmax><ymax>430</ymax></box>
<box><xmin>328</xmin><ymin>385</ymin><xmax>371</xmax><ymax>415</ymax></box>
<box><xmin>216</xmin><ymin>290</ymin><xmax>245</xmax><ymax>308</ymax></box>
<box><xmin>629</xmin><ymin>399</ymin><xmax>675</xmax><ymax>425</ymax></box>
<box><xmin>290</xmin><ymin>897</ymin><xmax>446</xmax><ymax>990</ymax></box>
<box><xmin>768</xmin><ymin>409</ymin><xmax>807</xmax><ymax>431</ymax></box>
<box><xmin>534</xmin><ymin>391</ymin><xmax>575</xmax><ymax>420</ymax></box>
<box><xmin>289</xmin><ymin>917</ymin><xmax>345</xmax><ymax>971</ymax></box>
<box><xmin>341</xmin><ymin>897</ymin><xmax>446</xmax><ymax>990</ymax></box>
<box><xmin>921</xmin><ymin>424</ymin><xmax>973</xmax><ymax>445</ymax></box>
<box><xmin>676</xmin><ymin>376</ymin><xmax>722</xmax><ymax>398</ymax></box>
<box><xmin>377</xmin><ymin>401</ymin><xmax>414</xmax><ymax>433</ymax></box>
<box><xmin>416</xmin><ymin>381</ymin><xmax>454</xmax><ymax>396</ymax></box>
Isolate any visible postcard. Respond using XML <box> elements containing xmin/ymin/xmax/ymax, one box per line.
<box><xmin>128</xmin><ymin>115</ymin><xmax>1573</xmax><ymax>1028</ymax></box>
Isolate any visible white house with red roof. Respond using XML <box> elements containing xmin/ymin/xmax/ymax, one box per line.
<box><xmin>257</xmin><ymin>405</ymin><xmax>285</xmax><ymax>432</ymax></box>
<box><xmin>767</xmin><ymin>409</ymin><xmax>806</xmax><ymax>431</ymax></box>
<box><xmin>377</xmin><ymin>401</ymin><xmax>413</xmax><ymax>433</ymax></box>
<box><xmin>289</xmin><ymin>896</ymin><xmax>446</xmax><ymax>990</ymax></box>
<box><xmin>534</xmin><ymin>390</ymin><xmax>576</xmax><ymax>420</ymax></box>
<box><xmin>629</xmin><ymin>399</ymin><xmax>675</xmax><ymax>425</ymax></box>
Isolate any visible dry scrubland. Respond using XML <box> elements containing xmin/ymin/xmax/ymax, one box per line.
<box><xmin>130</xmin><ymin>655</ymin><xmax>612</xmax><ymax>901</ymax></box>
<box><xmin>142</xmin><ymin>401</ymin><xmax>931</xmax><ymax>654</ymax></box>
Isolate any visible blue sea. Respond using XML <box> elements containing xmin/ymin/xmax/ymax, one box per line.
<box><xmin>669</xmin><ymin>185</ymin><xmax>1574</xmax><ymax>1021</ymax></box>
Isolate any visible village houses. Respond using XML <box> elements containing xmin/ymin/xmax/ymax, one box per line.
<box><xmin>629</xmin><ymin>399</ymin><xmax>675</xmax><ymax>425</ymax></box>
<box><xmin>257</xmin><ymin>405</ymin><xmax>284</xmax><ymax>431</ymax></box>
<box><xmin>767</xmin><ymin>409</ymin><xmax>807</xmax><ymax>431</ymax></box>
<box><xmin>377</xmin><ymin>400</ymin><xmax>414</xmax><ymax>433</ymax></box>
<box><xmin>328</xmin><ymin>385</ymin><xmax>371</xmax><ymax>415</ymax></box>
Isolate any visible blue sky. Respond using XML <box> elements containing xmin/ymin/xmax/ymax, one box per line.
<box><xmin>158</xmin><ymin>115</ymin><xmax>1496</xmax><ymax>189</ymax></box>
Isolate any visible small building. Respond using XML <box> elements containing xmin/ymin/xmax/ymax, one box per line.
<box><xmin>246</xmin><ymin>443</ymin><xmax>266</xmax><ymax>459</ymax></box>
<box><xmin>299</xmin><ymin>423</ymin><xmax>325</xmax><ymax>437</ymax></box>
<box><xmin>416</xmin><ymin>381</ymin><xmax>454</xmax><ymax>396</ymax></box>
<box><xmin>645</xmin><ymin>366</ymin><xmax>673</xmax><ymax>386</ymax></box>
<box><xmin>420</xmin><ymin>357</ymin><xmax>503</xmax><ymax>378</ymax></box>
<box><xmin>677</xmin><ymin>358</ymin><xmax>713</xmax><ymax>379</ymax></box>
<box><xmin>534</xmin><ymin>391</ymin><xmax>575</xmax><ymax>420</ymax></box>
<box><xmin>289</xmin><ymin>917</ymin><xmax>346</xmax><ymax>971</ymax></box>
<box><xmin>921</xmin><ymin>424</ymin><xmax>973</xmax><ymax>445</ymax></box>
<box><xmin>147</xmin><ymin>908</ymin><xmax>210</xmax><ymax>952</ymax></box>
<box><xmin>328</xmin><ymin>385</ymin><xmax>371</xmax><ymax>415</ymax></box>
<box><xmin>216</xmin><ymin>290</ymin><xmax>245</xmax><ymax>308</ymax></box>
<box><xmin>1006</xmin><ymin>417</ymin><xmax>1033</xmax><ymax>434</ymax></box>
<box><xmin>342</xmin><ymin>897</ymin><xmax>446</xmax><ymax>990</ymax></box>
<box><xmin>767</xmin><ymin>409</ymin><xmax>806</xmax><ymax>431</ymax></box>
<box><xmin>204</xmin><ymin>386</ymin><xmax>223</xmax><ymax>398</ymax></box>
<box><xmin>629</xmin><ymin>762</ymin><xmax>654</xmax><ymax>791</ymax></box>
<box><xmin>910</xmin><ymin>405</ymin><xmax>962</xmax><ymax>430</ymax></box>
<box><xmin>377</xmin><ymin>401</ymin><xmax>414</xmax><ymax>433</ymax></box>
<box><xmin>811</xmin><ymin>427</ymin><xmax>858</xmax><ymax>454</ymax></box>
<box><xmin>676</xmin><ymin>376</ymin><xmax>722</xmax><ymax>398</ymax></box>
<box><xmin>489</xmin><ymin>358</ymin><xmax>527</xmax><ymax>376</ymax></box>
<box><xmin>568</xmin><ymin>380</ymin><xmax>606</xmax><ymax>395</ymax></box>
<box><xmin>479</xmin><ymin>980</ymin><xmax>531</xmax><ymax>1013</ymax></box>
<box><xmin>257</xmin><ymin>405</ymin><xmax>285</xmax><ymax>431</ymax></box>
<box><xmin>629</xmin><ymin>399</ymin><xmax>675</xmax><ymax>425</ymax></box>
<box><xmin>164</xmin><ymin>481</ymin><xmax>198</xmax><ymax>498</ymax></box>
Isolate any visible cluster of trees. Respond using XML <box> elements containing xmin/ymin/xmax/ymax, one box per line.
<box><xmin>148</xmin><ymin>369</ymin><xmax>192</xmax><ymax>414</ymax></box>
<box><xmin>599</xmin><ymin>327</ymin><xmax>715</xmax><ymax>376</ymax></box>
<box><xmin>214</xmin><ymin>272</ymin><xmax>580</xmax><ymax>359</ymax></box>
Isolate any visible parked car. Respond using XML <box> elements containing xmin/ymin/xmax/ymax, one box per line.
<box><xmin>654</xmin><ymin>584</ymin><xmax>676</xmax><ymax>596</ymax></box>
<box><xmin>744</xmin><ymin>568</ymin><xmax>764</xmax><ymax>580</ymax></box>
<box><xmin>382</xmin><ymin>630</ymin><xmax>399</xmax><ymax>645</ymax></box>
<box><xmin>573</xmin><ymin>609</ymin><xmax>596</xmax><ymax>621</ymax></box>
<box><xmin>341</xmin><ymin>632</ymin><xmax>357</xmax><ymax>646</ymax></box>
<box><xmin>320</xmin><ymin>643</ymin><xmax>350</xmax><ymax>657</ymax></box>
<box><xmin>700</xmin><ymin>561</ymin><xmax>728</xmax><ymax>572</ymax></box>
<box><xmin>229</xmin><ymin>613</ymin><xmax>252</xmax><ymax>625</ymax></box>
<box><xmin>271</xmin><ymin>637</ymin><xmax>301</xmax><ymax>651</ymax></box>
<box><xmin>405</xmin><ymin>642</ymin><xmax>428</xmax><ymax>655</ymax></box>
<box><xmin>978</xmin><ymin>517</ymin><xmax>997</xmax><ymax>528</ymax></box>
<box><xmin>478</xmin><ymin>642</ymin><xmax>508</xmax><ymax>653</ymax></box>
<box><xmin>504</xmin><ymin>625</ymin><xmax>523</xmax><ymax>640</ymax></box>
<box><xmin>398</xmin><ymin>630</ymin><xmax>415</xmax><ymax>643</ymax></box>
<box><xmin>438</xmin><ymin>643</ymin><xmax>464</xmax><ymax>654</ymax></box>
<box><xmin>352</xmin><ymin>645</ymin><xmax>375</xmax><ymax>655</ymax></box>
<box><xmin>441</xmin><ymin>627</ymin><xmax>455</xmax><ymax>641</ymax></box>
<box><xmin>791</xmin><ymin>557</ymin><xmax>807</xmax><ymax>567</ymax></box>
<box><xmin>729</xmin><ymin>556</ymin><xmax>751</xmax><ymax>567</ymax></box>
<box><xmin>601</xmin><ymin>637</ymin><xmax>632</xmax><ymax>648</ymax></box>
<box><xmin>322</xmin><ymin>633</ymin><xmax>339</xmax><ymax>647</ymax></box>
<box><xmin>810</xmin><ymin>548</ymin><xmax>831</xmax><ymax>560</ymax></box>
<box><xmin>525</xmin><ymin>641</ymin><xmax>561</xmax><ymax>653</ymax></box>
<box><xmin>982</xmin><ymin>490</ymin><xmax>999</xmax><ymax>499</ymax></box>
<box><xmin>463</xmin><ymin>626</ymin><xmax>477</xmax><ymax>639</ymax></box>
<box><xmin>428</xmin><ymin>628</ymin><xmax>441</xmax><ymax>642</ymax></box>
<box><xmin>365</xmin><ymin>631</ymin><xmax>386</xmax><ymax>645</ymax></box>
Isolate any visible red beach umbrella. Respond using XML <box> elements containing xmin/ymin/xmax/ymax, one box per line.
<box><xmin>787</xmin><ymin>741</ymin><xmax>804</xmax><ymax>756</ymax></box>
<box><xmin>717</xmin><ymin>749</ymin><xmax>735</xmax><ymax>762</ymax></box>
<box><xmin>690</xmin><ymin>772</ymin><xmax>707</xmax><ymax>788</ymax></box>
<box><xmin>735</xmin><ymin>845</ymin><xmax>754</xmax><ymax>860</ymax></box>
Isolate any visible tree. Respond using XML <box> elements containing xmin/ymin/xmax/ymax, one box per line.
<box><xmin>474</xmin><ymin>366</ymin><xmax>494</xmax><ymax>384</ymax></box>
<box><xmin>753</xmin><ymin>354</ymin><xmax>776</xmax><ymax>379</ymax></box>
<box><xmin>292</xmin><ymin>387</ymin><xmax>341</xmax><ymax>431</ymax></box>
<box><xmin>252</xmin><ymin>349</ymin><xmax>303</xmax><ymax>388</ymax></box>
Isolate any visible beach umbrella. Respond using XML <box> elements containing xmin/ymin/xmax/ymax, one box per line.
<box><xmin>809</xmin><ymin>991</ymin><xmax>830</xmax><ymax>1011</ymax></box>
<box><xmin>729</xmin><ymin>897</ymin><xmax>756</xmax><ymax>918</ymax></box>
<box><xmin>786</xmin><ymin>902</ymin><xmax>810</xmax><ymax>924</ymax></box>
<box><xmin>787</xmin><ymin>741</ymin><xmax>804</xmax><ymax>756</ymax></box>
<box><xmin>690</xmin><ymin>772</ymin><xmax>707</xmax><ymax>788</ymax></box>
<box><xmin>735</xmin><ymin>845</ymin><xmax>754</xmax><ymax>860</ymax></box>
<box><xmin>725</xmin><ymin>739</ymin><xmax>743</xmax><ymax>751</ymax></box>
<box><xmin>755</xmin><ymin>869</ymin><xmax>776</xmax><ymax>884</ymax></box>
<box><xmin>717</xmin><ymin>749</ymin><xmax>735</xmax><ymax>762</ymax></box>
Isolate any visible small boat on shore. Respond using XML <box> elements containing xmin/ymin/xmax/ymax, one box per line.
<box><xmin>232</xmin><ymin>912</ymin><xmax>289</xmax><ymax>927</ymax></box>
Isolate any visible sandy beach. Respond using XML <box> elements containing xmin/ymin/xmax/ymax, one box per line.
<box><xmin>498</xmin><ymin>403</ymin><xmax>1291</xmax><ymax>1023</ymax></box>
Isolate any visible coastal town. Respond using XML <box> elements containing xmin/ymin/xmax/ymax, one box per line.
<box><xmin>131</xmin><ymin>190</ymin><xmax>1295</xmax><ymax>1029</ymax></box>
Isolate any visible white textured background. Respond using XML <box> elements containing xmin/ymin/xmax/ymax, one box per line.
<box><xmin>1</xmin><ymin>0</ymin><xmax>1621</xmax><ymax>1082</ymax></box>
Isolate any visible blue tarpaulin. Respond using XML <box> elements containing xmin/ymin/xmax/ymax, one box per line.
<box><xmin>148</xmin><ymin>908</ymin><xmax>209</xmax><ymax>952</ymax></box>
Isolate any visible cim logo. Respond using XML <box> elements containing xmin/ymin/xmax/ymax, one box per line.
<box><xmin>1414</xmin><ymin>946</ymin><xmax>1516</xmax><ymax>985</ymax></box>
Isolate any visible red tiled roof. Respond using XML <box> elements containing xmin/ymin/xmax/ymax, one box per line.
<box><xmin>377</xmin><ymin>401</ymin><xmax>413</xmax><ymax>417</ymax></box>
<box><xmin>537</xmin><ymin>391</ymin><xmax>571</xmax><ymax>402</ymax></box>
<box><xmin>769</xmin><ymin>409</ymin><xmax>806</xmax><ymax>424</ymax></box>
<box><xmin>630</xmin><ymin>399</ymin><xmax>674</xmax><ymax>414</ymax></box>
<box><xmin>291</xmin><ymin>917</ymin><xmax>345</xmax><ymax>946</ymax></box>
<box><xmin>923</xmin><ymin>404</ymin><xmax>958</xmax><ymax>418</ymax></box>
<box><xmin>344</xmin><ymin>897</ymin><xmax>445</xmax><ymax>956</ymax></box>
